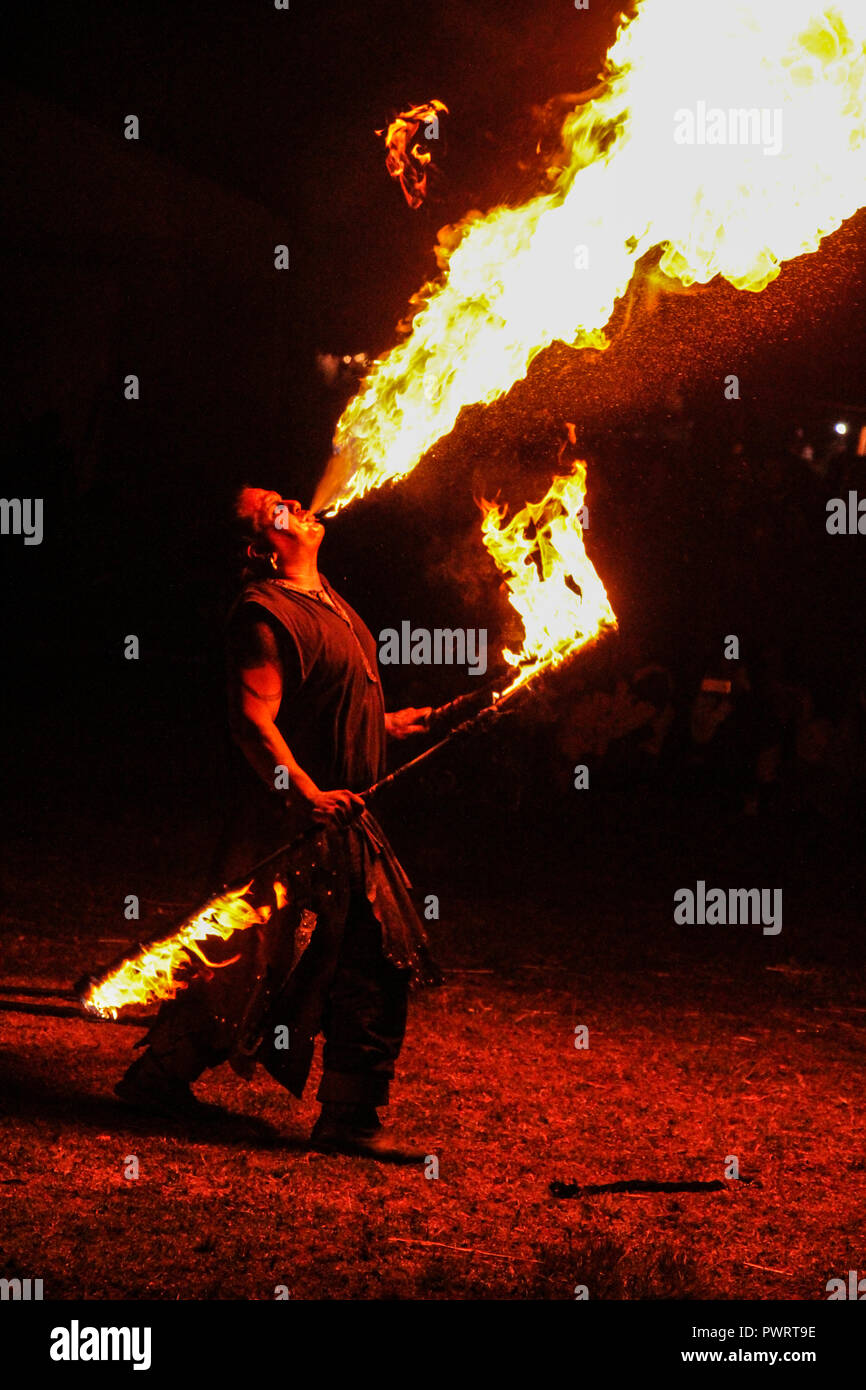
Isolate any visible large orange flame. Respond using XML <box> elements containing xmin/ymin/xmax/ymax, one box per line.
<box><xmin>314</xmin><ymin>0</ymin><xmax>866</xmax><ymax>515</ymax></box>
<box><xmin>82</xmin><ymin>879</ymin><xmax>285</xmax><ymax>1019</ymax></box>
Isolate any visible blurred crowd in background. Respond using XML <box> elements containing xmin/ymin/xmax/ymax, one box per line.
<box><xmin>541</xmin><ymin>405</ymin><xmax>866</xmax><ymax>849</ymax></box>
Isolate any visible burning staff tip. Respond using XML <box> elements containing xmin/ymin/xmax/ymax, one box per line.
<box><xmin>75</xmin><ymin>974</ymin><xmax>113</xmax><ymax>1018</ymax></box>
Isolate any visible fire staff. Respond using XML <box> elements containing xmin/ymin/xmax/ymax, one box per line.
<box><xmin>116</xmin><ymin>488</ymin><xmax>440</xmax><ymax>1162</ymax></box>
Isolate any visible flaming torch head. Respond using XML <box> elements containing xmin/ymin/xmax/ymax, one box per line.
<box><xmin>479</xmin><ymin>450</ymin><xmax>617</xmax><ymax>695</ymax></box>
<box><xmin>81</xmin><ymin>878</ymin><xmax>285</xmax><ymax>1020</ymax></box>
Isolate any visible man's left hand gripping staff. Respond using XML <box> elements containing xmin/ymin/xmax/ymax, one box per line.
<box><xmin>385</xmin><ymin>707</ymin><xmax>433</xmax><ymax>738</ymax></box>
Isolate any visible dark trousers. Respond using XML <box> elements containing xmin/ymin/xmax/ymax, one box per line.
<box><xmin>315</xmin><ymin>894</ymin><xmax>410</xmax><ymax>1108</ymax></box>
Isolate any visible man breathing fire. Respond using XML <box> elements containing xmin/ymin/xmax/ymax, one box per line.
<box><xmin>115</xmin><ymin>488</ymin><xmax>440</xmax><ymax>1162</ymax></box>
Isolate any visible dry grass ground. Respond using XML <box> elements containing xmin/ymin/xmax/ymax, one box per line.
<box><xmin>1</xmin><ymin>809</ymin><xmax>865</xmax><ymax>1302</ymax></box>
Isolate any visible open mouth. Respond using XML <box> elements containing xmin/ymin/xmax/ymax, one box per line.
<box><xmin>283</xmin><ymin>506</ymin><xmax>320</xmax><ymax>527</ymax></box>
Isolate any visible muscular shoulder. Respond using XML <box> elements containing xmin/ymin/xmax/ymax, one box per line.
<box><xmin>228</xmin><ymin>605</ymin><xmax>283</xmax><ymax>670</ymax></box>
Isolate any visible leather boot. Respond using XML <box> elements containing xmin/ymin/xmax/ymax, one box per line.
<box><xmin>310</xmin><ymin>1102</ymin><xmax>430</xmax><ymax>1164</ymax></box>
<box><xmin>115</xmin><ymin>1050</ymin><xmax>214</xmax><ymax>1120</ymax></box>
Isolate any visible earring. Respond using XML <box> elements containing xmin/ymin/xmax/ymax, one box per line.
<box><xmin>269</xmin><ymin>552</ymin><xmax>279</xmax><ymax>572</ymax></box>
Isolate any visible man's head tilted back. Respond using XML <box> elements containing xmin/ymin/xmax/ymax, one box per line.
<box><xmin>234</xmin><ymin>487</ymin><xmax>325</xmax><ymax>578</ymax></box>
<box><xmin>235</xmin><ymin>487</ymin><xmax>281</xmax><ymax>539</ymax></box>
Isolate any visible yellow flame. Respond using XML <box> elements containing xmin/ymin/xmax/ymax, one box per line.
<box><xmin>82</xmin><ymin>879</ymin><xmax>283</xmax><ymax>1019</ymax></box>
<box><xmin>315</xmin><ymin>0</ymin><xmax>866</xmax><ymax>514</ymax></box>
<box><xmin>480</xmin><ymin>452</ymin><xmax>617</xmax><ymax>692</ymax></box>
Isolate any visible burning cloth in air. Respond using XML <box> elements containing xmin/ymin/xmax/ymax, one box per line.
<box><xmin>137</xmin><ymin>577</ymin><xmax>440</xmax><ymax>1099</ymax></box>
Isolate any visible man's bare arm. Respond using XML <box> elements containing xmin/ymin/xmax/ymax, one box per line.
<box><xmin>228</xmin><ymin>616</ymin><xmax>363</xmax><ymax>826</ymax></box>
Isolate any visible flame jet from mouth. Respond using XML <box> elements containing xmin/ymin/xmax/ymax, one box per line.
<box><xmin>313</xmin><ymin>0</ymin><xmax>866</xmax><ymax>516</ymax></box>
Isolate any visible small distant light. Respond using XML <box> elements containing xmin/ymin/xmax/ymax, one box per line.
<box><xmin>835</xmin><ymin>421</ymin><xmax>849</xmax><ymax>435</ymax></box>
